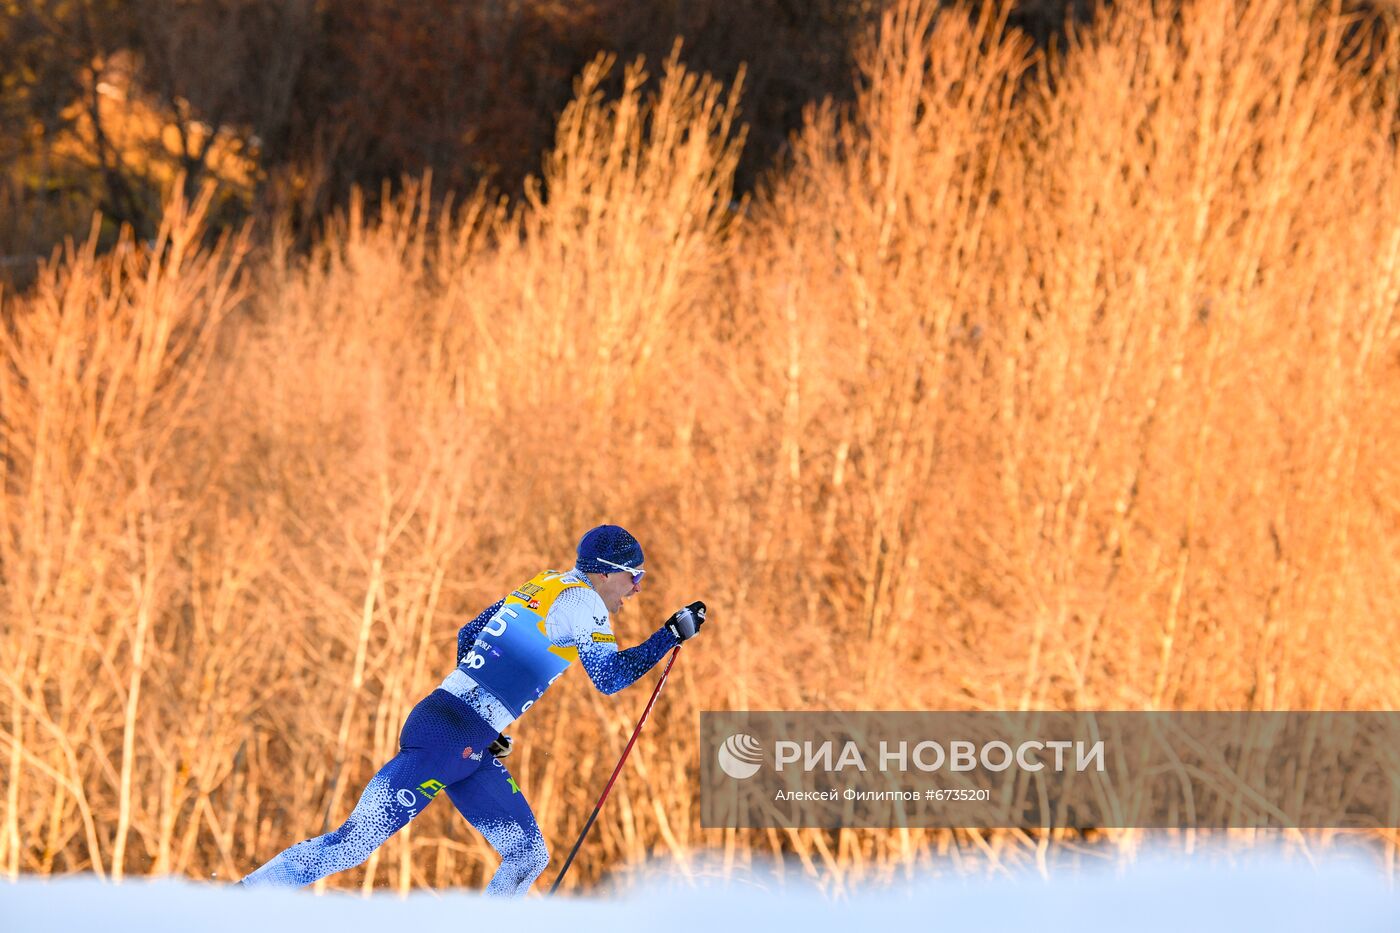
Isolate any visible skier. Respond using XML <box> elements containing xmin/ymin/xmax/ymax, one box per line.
<box><xmin>240</xmin><ymin>524</ymin><xmax>706</xmax><ymax>896</ymax></box>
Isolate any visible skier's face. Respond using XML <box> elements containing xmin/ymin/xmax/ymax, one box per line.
<box><xmin>597</xmin><ymin>566</ymin><xmax>643</xmax><ymax>614</ymax></box>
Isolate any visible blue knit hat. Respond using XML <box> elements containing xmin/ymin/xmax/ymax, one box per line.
<box><xmin>576</xmin><ymin>525</ymin><xmax>645</xmax><ymax>574</ymax></box>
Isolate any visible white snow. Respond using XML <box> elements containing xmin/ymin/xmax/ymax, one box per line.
<box><xmin>2</xmin><ymin>849</ymin><xmax>1396</xmax><ymax>932</ymax></box>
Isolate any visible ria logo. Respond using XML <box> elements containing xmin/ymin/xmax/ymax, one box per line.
<box><xmin>717</xmin><ymin>733</ymin><xmax>764</xmax><ymax>779</ymax></box>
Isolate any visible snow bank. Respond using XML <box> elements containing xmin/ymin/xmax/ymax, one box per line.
<box><xmin>2</xmin><ymin>850</ymin><xmax>1395</xmax><ymax>932</ymax></box>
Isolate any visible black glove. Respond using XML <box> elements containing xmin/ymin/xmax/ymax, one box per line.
<box><xmin>664</xmin><ymin>601</ymin><xmax>707</xmax><ymax>642</ymax></box>
<box><xmin>488</xmin><ymin>734</ymin><xmax>513</xmax><ymax>759</ymax></box>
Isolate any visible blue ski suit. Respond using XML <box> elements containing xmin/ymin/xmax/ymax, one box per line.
<box><xmin>240</xmin><ymin>567</ymin><xmax>680</xmax><ymax>896</ymax></box>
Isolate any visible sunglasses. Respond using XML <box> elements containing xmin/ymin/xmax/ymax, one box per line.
<box><xmin>597</xmin><ymin>558</ymin><xmax>646</xmax><ymax>586</ymax></box>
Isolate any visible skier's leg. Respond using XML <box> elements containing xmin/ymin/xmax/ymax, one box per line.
<box><xmin>240</xmin><ymin>747</ymin><xmax>437</xmax><ymax>887</ymax></box>
<box><xmin>242</xmin><ymin>690</ymin><xmax>497</xmax><ymax>888</ymax></box>
<box><xmin>445</xmin><ymin>756</ymin><xmax>549</xmax><ymax>897</ymax></box>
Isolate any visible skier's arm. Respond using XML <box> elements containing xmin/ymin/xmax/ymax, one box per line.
<box><xmin>457</xmin><ymin>597</ymin><xmax>505</xmax><ymax>665</ymax></box>
<box><xmin>547</xmin><ymin>587</ymin><xmax>680</xmax><ymax>695</ymax></box>
<box><xmin>577</xmin><ymin>627</ymin><xmax>681</xmax><ymax>696</ymax></box>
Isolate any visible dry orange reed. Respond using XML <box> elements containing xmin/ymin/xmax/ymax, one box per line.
<box><xmin>2</xmin><ymin>0</ymin><xmax>1398</xmax><ymax>896</ymax></box>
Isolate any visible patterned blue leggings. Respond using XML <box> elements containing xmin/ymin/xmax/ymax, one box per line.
<box><xmin>241</xmin><ymin>690</ymin><xmax>548</xmax><ymax>897</ymax></box>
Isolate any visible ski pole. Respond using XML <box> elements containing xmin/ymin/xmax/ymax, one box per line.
<box><xmin>549</xmin><ymin>645</ymin><xmax>682</xmax><ymax>895</ymax></box>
